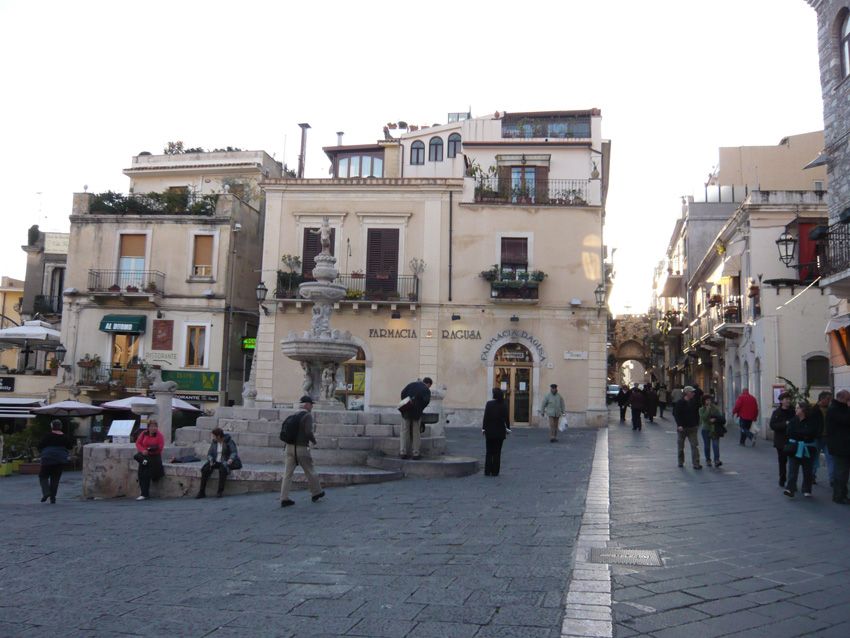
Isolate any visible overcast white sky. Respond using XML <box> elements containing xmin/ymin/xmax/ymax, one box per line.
<box><xmin>0</xmin><ymin>0</ymin><xmax>824</xmax><ymax>314</ymax></box>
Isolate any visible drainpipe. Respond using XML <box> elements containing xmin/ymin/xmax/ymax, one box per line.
<box><xmin>448</xmin><ymin>190</ymin><xmax>453</xmax><ymax>301</ymax></box>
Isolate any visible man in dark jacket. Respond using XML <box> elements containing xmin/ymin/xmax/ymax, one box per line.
<box><xmin>769</xmin><ymin>393</ymin><xmax>796</xmax><ymax>487</ymax></box>
<box><xmin>616</xmin><ymin>385</ymin><xmax>630</xmax><ymax>423</ymax></box>
<box><xmin>629</xmin><ymin>384</ymin><xmax>645</xmax><ymax>431</ymax></box>
<box><xmin>673</xmin><ymin>386</ymin><xmax>701</xmax><ymax>469</ymax></box>
<box><xmin>827</xmin><ymin>389</ymin><xmax>850</xmax><ymax>504</ymax></box>
<box><xmin>400</xmin><ymin>377</ymin><xmax>432</xmax><ymax>460</ymax></box>
<box><xmin>196</xmin><ymin>427</ymin><xmax>242</xmax><ymax>498</ymax></box>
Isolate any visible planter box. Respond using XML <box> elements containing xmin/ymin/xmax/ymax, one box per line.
<box><xmin>18</xmin><ymin>462</ymin><xmax>42</xmax><ymax>475</ymax></box>
<box><xmin>0</xmin><ymin>463</ymin><xmax>13</xmax><ymax>477</ymax></box>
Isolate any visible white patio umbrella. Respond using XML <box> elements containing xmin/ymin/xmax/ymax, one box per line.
<box><xmin>32</xmin><ymin>400</ymin><xmax>105</xmax><ymax>417</ymax></box>
<box><xmin>0</xmin><ymin>320</ymin><xmax>61</xmax><ymax>349</ymax></box>
<box><xmin>100</xmin><ymin>396</ymin><xmax>202</xmax><ymax>412</ymax></box>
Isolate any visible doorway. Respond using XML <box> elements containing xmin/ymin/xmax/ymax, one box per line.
<box><xmin>493</xmin><ymin>343</ymin><xmax>533</xmax><ymax>425</ymax></box>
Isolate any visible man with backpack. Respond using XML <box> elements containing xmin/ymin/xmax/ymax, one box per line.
<box><xmin>279</xmin><ymin>395</ymin><xmax>324</xmax><ymax>507</ymax></box>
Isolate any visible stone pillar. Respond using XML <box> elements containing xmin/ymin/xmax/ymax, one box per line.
<box><xmin>147</xmin><ymin>369</ymin><xmax>178</xmax><ymax>442</ymax></box>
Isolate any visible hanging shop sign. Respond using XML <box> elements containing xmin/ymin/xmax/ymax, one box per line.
<box><xmin>161</xmin><ymin>370</ymin><xmax>220</xmax><ymax>391</ymax></box>
<box><xmin>481</xmin><ymin>330</ymin><xmax>547</xmax><ymax>362</ymax></box>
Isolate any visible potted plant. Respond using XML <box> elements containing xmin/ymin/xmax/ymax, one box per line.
<box><xmin>345</xmin><ymin>288</ymin><xmax>364</xmax><ymax>300</ymax></box>
<box><xmin>708</xmin><ymin>294</ymin><xmax>722</xmax><ymax>306</ymax></box>
<box><xmin>125</xmin><ymin>285</ymin><xmax>139</xmax><ymax>293</ymax></box>
<box><xmin>350</xmin><ymin>270</ymin><xmax>364</xmax><ymax>279</ymax></box>
<box><xmin>480</xmin><ymin>265</ymin><xmax>499</xmax><ymax>282</ymax></box>
<box><xmin>77</xmin><ymin>355</ymin><xmax>96</xmax><ymax>369</ymax></box>
<box><xmin>145</xmin><ymin>281</ymin><xmax>158</xmax><ymax>293</ymax></box>
<box><xmin>530</xmin><ymin>270</ymin><xmax>547</xmax><ymax>282</ymax></box>
<box><xmin>108</xmin><ymin>284</ymin><xmax>121</xmax><ymax>292</ymax></box>
<box><xmin>48</xmin><ymin>358</ymin><xmax>59</xmax><ymax>375</ymax></box>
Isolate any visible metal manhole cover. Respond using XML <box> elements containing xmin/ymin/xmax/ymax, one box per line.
<box><xmin>590</xmin><ymin>548</ymin><xmax>663</xmax><ymax>566</ymax></box>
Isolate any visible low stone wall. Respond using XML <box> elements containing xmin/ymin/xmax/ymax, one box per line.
<box><xmin>81</xmin><ymin>443</ymin><xmax>195</xmax><ymax>499</ymax></box>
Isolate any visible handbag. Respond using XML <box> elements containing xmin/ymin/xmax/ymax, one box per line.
<box><xmin>133</xmin><ymin>452</ymin><xmax>147</xmax><ymax>465</ymax></box>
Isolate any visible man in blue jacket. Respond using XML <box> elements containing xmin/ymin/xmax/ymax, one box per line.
<box><xmin>400</xmin><ymin>377</ymin><xmax>432</xmax><ymax>460</ymax></box>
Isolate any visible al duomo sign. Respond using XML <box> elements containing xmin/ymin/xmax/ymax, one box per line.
<box><xmin>366</xmin><ymin>327</ymin><xmax>547</xmax><ymax>362</ymax></box>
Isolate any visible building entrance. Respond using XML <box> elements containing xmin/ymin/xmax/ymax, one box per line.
<box><xmin>493</xmin><ymin>343</ymin><xmax>533</xmax><ymax>425</ymax></box>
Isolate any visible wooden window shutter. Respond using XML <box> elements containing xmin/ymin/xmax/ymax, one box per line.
<box><xmin>366</xmin><ymin>228</ymin><xmax>400</xmax><ymax>293</ymax></box>
<box><xmin>535</xmin><ymin>166</ymin><xmax>549</xmax><ymax>203</ymax></box>
<box><xmin>498</xmin><ymin>166</ymin><xmax>511</xmax><ymax>199</ymax></box>
<box><xmin>302</xmin><ymin>227</ymin><xmax>335</xmax><ymax>277</ymax></box>
<box><xmin>193</xmin><ymin>236</ymin><xmax>213</xmax><ymax>267</ymax></box>
<box><xmin>120</xmin><ymin>234</ymin><xmax>145</xmax><ymax>257</ymax></box>
<box><xmin>501</xmin><ymin>238</ymin><xmax>528</xmax><ymax>265</ymax></box>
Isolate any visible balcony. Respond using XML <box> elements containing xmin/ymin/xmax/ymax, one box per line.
<box><xmin>473</xmin><ymin>178</ymin><xmax>590</xmax><ymax>206</ymax></box>
<box><xmin>87</xmin><ymin>270</ymin><xmax>165</xmax><ymax>300</ymax></box>
<box><xmin>820</xmin><ymin>222</ymin><xmax>850</xmax><ymax>295</ymax></box>
<box><xmin>33</xmin><ymin>294</ymin><xmax>63</xmax><ymax>317</ymax></box>
<box><xmin>76</xmin><ymin>362</ymin><xmax>149</xmax><ymax>390</ymax></box>
<box><xmin>712</xmin><ymin>295</ymin><xmax>745</xmax><ymax>338</ymax></box>
<box><xmin>274</xmin><ymin>271</ymin><xmax>420</xmax><ymax>303</ymax></box>
<box><xmin>489</xmin><ymin>280</ymin><xmax>540</xmax><ymax>302</ymax></box>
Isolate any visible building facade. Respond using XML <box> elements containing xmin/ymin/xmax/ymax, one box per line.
<box><xmin>252</xmin><ymin>110</ymin><xmax>611</xmax><ymax>426</ymax></box>
<box><xmin>58</xmin><ymin>150</ymin><xmax>279</xmax><ymax>408</ymax></box>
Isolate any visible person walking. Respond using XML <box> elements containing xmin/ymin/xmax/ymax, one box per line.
<box><xmin>135</xmin><ymin>420</ymin><xmax>165</xmax><ymax>501</ymax></box>
<box><xmin>657</xmin><ymin>385</ymin><xmax>669</xmax><ymax>419</ymax></box>
<box><xmin>37</xmin><ymin>419</ymin><xmax>72</xmax><ymax>504</ymax></box>
<box><xmin>616</xmin><ymin>385</ymin><xmax>630</xmax><ymax>423</ymax></box>
<box><xmin>673</xmin><ymin>386</ymin><xmax>702</xmax><ymax>469</ymax></box>
<box><xmin>733</xmin><ymin>388</ymin><xmax>759</xmax><ymax>446</ymax></box>
<box><xmin>784</xmin><ymin>402</ymin><xmax>820</xmax><ymax>498</ymax></box>
<box><xmin>399</xmin><ymin>377</ymin><xmax>432</xmax><ymax>459</ymax></box>
<box><xmin>540</xmin><ymin>383</ymin><xmax>566</xmax><ymax>442</ymax></box>
<box><xmin>629</xmin><ymin>384</ymin><xmax>645</xmax><ymax>431</ymax></box>
<box><xmin>826</xmin><ymin>389</ymin><xmax>850</xmax><ymax>504</ymax></box>
<box><xmin>812</xmin><ymin>391</ymin><xmax>833</xmax><ymax>486</ymax></box>
<box><xmin>482</xmin><ymin>387</ymin><xmax>511</xmax><ymax>477</ymax></box>
<box><xmin>280</xmin><ymin>396</ymin><xmax>324</xmax><ymax>507</ymax></box>
<box><xmin>196</xmin><ymin>427</ymin><xmax>242</xmax><ymax>499</ymax></box>
<box><xmin>698</xmin><ymin>395</ymin><xmax>723</xmax><ymax>468</ymax></box>
<box><xmin>769</xmin><ymin>392</ymin><xmax>796</xmax><ymax>488</ymax></box>
<box><xmin>644</xmin><ymin>385</ymin><xmax>658</xmax><ymax>423</ymax></box>
<box><xmin>670</xmin><ymin>386</ymin><xmax>683</xmax><ymax>405</ymax></box>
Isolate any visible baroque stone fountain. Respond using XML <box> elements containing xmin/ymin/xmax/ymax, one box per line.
<box><xmin>280</xmin><ymin>217</ymin><xmax>359</xmax><ymax>409</ymax></box>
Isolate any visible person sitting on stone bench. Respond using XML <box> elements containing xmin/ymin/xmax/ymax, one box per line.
<box><xmin>196</xmin><ymin>427</ymin><xmax>242</xmax><ymax>498</ymax></box>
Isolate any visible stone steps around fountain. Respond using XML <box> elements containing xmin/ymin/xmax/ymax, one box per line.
<box><xmin>366</xmin><ymin>454</ymin><xmax>479</xmax><ymax>478</ymax></box>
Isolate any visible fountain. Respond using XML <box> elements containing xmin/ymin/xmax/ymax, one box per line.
<box><xmin>280</xmin><ymin>217</ymin><xmax>359</xmax><ymax>409</ymax></box>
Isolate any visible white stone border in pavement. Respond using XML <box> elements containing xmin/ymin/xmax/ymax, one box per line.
<box><xmin>561</xmin><ymin>428</ymin><xmax>613</xmax><ymax>638</ymax></box>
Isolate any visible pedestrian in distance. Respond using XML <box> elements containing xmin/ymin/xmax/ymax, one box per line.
<box><xmin>657</xmin><ymin>384</ymin><xmax>669</xmax><ymax>419</ymax></box>
<box><xmin>670</xmin><ymin>386</ymin><xmax>683</xmax><ymax>404</ymax></box>
<box><xmin>135</xmin><ymin>419</ymin><xmax>165</xmax><ymax>501</ymax></box>
<box><xmin>784</xmin><ymin>402</ymin><xmax>820</xmax><ymax>498</ymax></box>
<box><xmin>673</xmin><ymin>386</ymin><xmax>702</xmax><ymax>469</ymax></box>
<box><xmin>826</xmin><ymin>389</ymin><xmax>850</xmax><ymax>504</ymax></box>
<box><xmin>482</xmin><ymin>387</ymin><xmax>511</xmax><ymax>477</ymax></box>
<box><xmin>733</xmin><ymin>388</ymin><xmax>759</xmax><ymax>446</ymax></box>
<box><xmin>644</xmin><ymin>384</ymin><xmax>658</xmax><ymax>423</ymax></box>
<box><xmin>399</xmin><ymin>377</ymin><xmax>432</xmax><ymax>459</ymax></box>
<box><xmin>540</xmin><ymin>383</ymin><xmax>566</xmax><ymax>442</ymax></box>
<box><xmin>616</xmin><ymin>385</ymin><xmax>630</xmax><ymax>423</ymax></box>
<box><xmin>769</xmin><ymin>392</ymin><xmax>796</xmax><ymax>488</ymax></box>
<box><xmin>629</xmin><ymin>383</ymin><xmax>645</xmax><ymax>431</ymax></box>
<box><xmin>38</xmin><ymin>419</ymin><xmax>72</xmax><ymax>504</ymax></box>
<box><xmin>812</xmin><ymin>391</ymin><xmax>833</xmax><ymax>486</ymax></box>
<box><xmin>698</xmin><ymin>394</ymin><xmax>724</xmax><ymax>468</ymax></box>
<box><xmin>280</xmin><ymin>396</ymin><xmax>324</xmax><ymax>507</ymax></box>
<box><xmin>196</xmin><ymin>427</ymin><xmax>242</xmax><ymax>499</ymax></box>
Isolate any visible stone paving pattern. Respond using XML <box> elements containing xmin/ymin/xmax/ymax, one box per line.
<box><xmin>0</xmin><ymin>427</ymin><xmax>595</xmax><ymax>637</ymax></box>
<box><xmin>608</xmin><ymin>416</ymin><xmax>850</xmax><ymax>637</ymax></box>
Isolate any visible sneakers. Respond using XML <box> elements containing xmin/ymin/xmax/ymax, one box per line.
<box><xmin>714</xmin><ymin>461</ymin><xmax>723</xmax><ymax>468</ymax></box>
<box><xmin>136</xmin><ymin>495</ymin><xmax>147</xmax><ymax>501</ymax></box>
<box><xmin>784</xmin><ymin>489</ymin><xmax>794</xmax><ymax>498</ymax></box>
<box><xmin>803</xmin><ymin>492</ymin><xmax>812</xmax><ymax>498</ymax></box>
<box><xmin>311</xmin><ymin>491</ymin><xmax>326</xmax><ymax>503</ymax></box>
<box><xmin>280</xmin><ymin>499</ymin><xmax>295</xmax><ymax>507</ymax></box>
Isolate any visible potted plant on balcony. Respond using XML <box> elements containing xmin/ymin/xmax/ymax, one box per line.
<box><xmin>345</xmin><ymin>288</ymin><xmax>364</xmax><ymax>300</ymax></box>
<box><xmin>108</xmin><ymin>284</ymin><xmax>121</xmax><ymax>293</ymax></box>
<box><xmin>48</xmin><ymin>358</ymin><xmax>59</xmax><ymax>376</ymax></box>
<box><xmin>723</xmin><ymin>305</ymin><xmax>739</xmax><ymax>321</ymax></box>
<box><xmin>708</xmin><ymin>294</ymin><xmax>722</xmax><ymax>307</ymax></box>
<box><xmin>145</xmin><ymin>281</ymin><xmax>158</xmax><ymax>293</ymax></box>
<box><xmin>480</xmin><ymin>265</ymin><xmax>499</xmax><ymax>282</ymax></box>
<box><xmin>125</xmin><ymin>284</ymin><xmax>139</xmax><ymax>293</ymax></box>
<box><xmin>350</xmin><ymin>270</ymin><xmax>364</xmax><ymax>279</ymax></box>
<box><xmin>77</xmin><ymin>354</ymin><xmax>99</xmax><ymax>369</ymax></box>
<box><xmin>530</xmin><ymin>270</ymin><xmax>547</xmax><ymax>282</ymax></box>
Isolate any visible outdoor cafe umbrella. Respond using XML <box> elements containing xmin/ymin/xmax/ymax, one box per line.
<box><xmin>100</xmin><ymin>396</ymin><xmax>202</xmax><ymax>412</ymax></box>
<box><xmin>32</xmin><ymin>400</ymin><xmax>104</xmax><ymax>417</ymax></box>
<box><xmin>0</xmin><ymin>320</ymin><xmax>61</xmax><ymax>349</ymax></box>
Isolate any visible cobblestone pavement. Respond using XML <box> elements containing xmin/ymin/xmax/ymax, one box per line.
<box><xmin>0</xmin><ymin>426</ymin><xmax>596</xmax><ymax>638</ymax></box>
<box><xmin>608</xmin><ymin>413</ymin><xmax>850</xmax><ymax>638</ymax></box>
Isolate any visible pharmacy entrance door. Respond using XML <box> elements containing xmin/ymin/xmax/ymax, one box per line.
<box><xmin>493</xmin><ymin>343</ymin><xmax>533</xmax><ymax>425</ymax></box>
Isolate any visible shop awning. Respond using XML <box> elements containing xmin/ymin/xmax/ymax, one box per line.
<box><xmin>99</xmin><ymin>315</ymin><xmax>147</xmax><ymax>333</ymax></box>
<box><xmin>825</xmin><ymin>314</ymin><xmax>850</xmax><ymax>334</ymax></box>
<box><xmin>721</xmin><ymin>241</ymin><xmax>746</xmax><ymax>277</ymax></box>
<box><xmin>660</xmin><ymin>274</ymin><xmax>684</xmax><ymax>298</ymax></box>
<box><xmin>0</xmin><ymin>397</ymin><xmax>43</xmax><ymax>420</ymax></box>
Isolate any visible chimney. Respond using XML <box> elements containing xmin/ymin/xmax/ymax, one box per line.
<box><xmin>336</xmin><ymin>131</ymin><xmax>344</xmax><ymax>146</ymax></box>
<box><xmin>297</xmin><ymin>123</ymin><xmax>311</xmax><ymax>178</ymax></box>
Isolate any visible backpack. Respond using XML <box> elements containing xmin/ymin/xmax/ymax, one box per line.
<box><xmin>279</xmin><ymin>411</ymin><xmax>306</xmax><ymax>444</ymax></box>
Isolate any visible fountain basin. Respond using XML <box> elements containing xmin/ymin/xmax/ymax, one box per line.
<box><xmin>299</xmin><ymin>281</ymin><xmax>346</xmax><ymax>302</ymax></box>
<box><xmin>280</xmin><ymin>338</ymin><xmax>359</xmax><ymax>364</ymax></box>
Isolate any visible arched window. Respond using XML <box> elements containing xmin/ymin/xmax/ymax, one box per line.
<box><xmin>428</xmin><ymin>137</ymin><xmax>443</xmax><ymax>162</ymax></box>
<box><xmin>410</xmin><ymin>141</ymin><xmax>425</xmax><ymax>165</ymax></box>
<box><xmin>447</xmin><ymin>133</ymin><xmax>462</xmax><ymax>158</ymax></box>
<box><xmin>806</xmin><ymin>355</ymin><xmax>830</xmax><ymax>387</ymax></box>
<box><xmin>842</xmin><ymin>11</ymin><xmax>850</xmax><ymax>79</ymax></box>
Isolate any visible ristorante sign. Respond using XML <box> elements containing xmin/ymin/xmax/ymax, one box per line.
<box><xmin>480</xmin><ymin>329</ymin><xmax>547</xmax><ymax>362</ymax></box>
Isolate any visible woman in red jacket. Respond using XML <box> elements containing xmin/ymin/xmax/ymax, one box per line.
<box><xmin>135</xmin><ymin>420</ymin><xmax>165</xmax><ymax>500</ymax></box>
<box><xmin>733</xmin><ymin>388</ymin><xmax>759</xmax><ymax>446</ymax></box>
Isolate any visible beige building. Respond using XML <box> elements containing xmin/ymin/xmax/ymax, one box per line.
<box><xmin>253</xmin><ymin>110</ymin><xmax>611</xmax><ymax>426</ymax></box>
<box><xmin>59</xmin><ymin>150</ymin><xmax>281</xmax><ymax>408</ymax></box>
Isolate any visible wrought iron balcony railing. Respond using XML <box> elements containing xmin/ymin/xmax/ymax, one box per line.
<box><xmin>275</xmin><ymin>271</ymin><xmax>420</xmax><ymax>302</ymax></box>
<box><xmin>822</xmin><ymin>223</ymin><xmax>850</xmax><ymax>277</ymax></box>
<box><xmin>76</xmin><ymin>363</ymin><xmax>148</xmax><ymax>389</ymax></box>
<box><xmin>33</xmin><ymin>294</ymin><xmax>63</xmax><ymax>316</ymax></box>
<box><xmin>87</xmin><ymin>270</ymin><xmax>165</xmax><ymax>295</ymax></box>
<box><xmin>489</xmin><ymin>279</ymin><xmax>540</xmax><ymax>301</ymax></box>
<box><xmin>473</xmin><ymin>178</ymin><xmax>590</xmax><ymax>206</ymax></box>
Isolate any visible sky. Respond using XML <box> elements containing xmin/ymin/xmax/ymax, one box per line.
<box><xmin>0</xmin><ymin>0</ymin><xmax>825</xmax><ymax>315</ymax></box>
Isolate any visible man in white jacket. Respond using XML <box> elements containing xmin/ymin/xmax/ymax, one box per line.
<box><xmin>540</xmin><ymin>384</ymin><xmax>566</xmax><ymax>443</ymax></box>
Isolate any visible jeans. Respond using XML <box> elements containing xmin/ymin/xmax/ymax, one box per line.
<box><xmin>739</xmin><ymin>419</ymin><xmax>754</xmax><ymax>445</ymax></box>
<box><xmin>484</xmin><ymin>437</ymin><xmax>504</xmax><ymax>476</ymax></box>
<box><xmin>38</xmin><ymin>464</ymin><xmax>63</xmax><ymax>501</ymax></box>
<box><xmin>659</xmin><ymin>401</ymin><xmax>666</xmax><ymax>418</ymax></box>
<box><xmin>700</xmin><ymin>429</ymin><xmax>719</xmax><ymax>463</ymax></box>
<box><xmin>677</xmin><ymin>427</ymin><xmax>701</xmax><ymax>466</ymax></box>
<box><xmin>786</xmin><ymin>449</ymin><xmax>816</xmax><ymax>494</ymax></box>
<box><xmin>631</xmin><ymin>407</ymin><xmax>642</xmax><ymax>430</ymax></box>
<box><xmin>833</xmin><ymin>455</ymin><xmax>850</xmax><ymax>502</ymax></box>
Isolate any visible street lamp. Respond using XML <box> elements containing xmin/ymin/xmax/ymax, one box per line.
<box><xmin>776</xmin><ymin>232</ymin><xmax>797</xmax><ymax>267</ymax></box>
<box><xmin>54</xmin><ymin>344</ymin><xmax>66</xmax><ymax>364</ymax></box>
<box><xmin>594</xmin><ymin>283</ymin><xmax>606</xmax><ymax>317</ymax></box>
<box><xmin>255</xmin><ymin>282</ymin><xmax>269</xmax><ymax>316</ymax></box>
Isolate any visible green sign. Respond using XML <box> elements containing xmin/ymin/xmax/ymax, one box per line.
<box><xmin>161</xmin><ymin>370</ymin><xmax>220</xmax><ymax>392</ymax></box>
<box><xmin>242</xmin><ymin>337</ymin><xmax>256</xmax><ymax>351</ymax></box>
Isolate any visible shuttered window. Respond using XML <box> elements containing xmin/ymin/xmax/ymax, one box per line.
<box><xmin>120</xmin><ymin>235</ymin><xmax>145</xmax><ymax>257</ymax></box>
<box><xmin>500</xmin><ymin>237</ymin><xmax>528</xmax><ymax>279</ymax></box>
<box><xmin>192</xmin><ymin>235</ymin><xmax>213</xmax><ymax>277</ymax></box>
<box><xmin>366</xmin><ymin>228</ymin><xmax>399</xmax><ymax>293</ymax></box>
<box><xmin>119</xmin><ymin>234</ymin><xmax>145</xmax><ymax>287</ymax></box>
<box><xmin>302</xmin><ymin>227</ymin><xmax>336</xmax><ymax>278</ymax></box>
